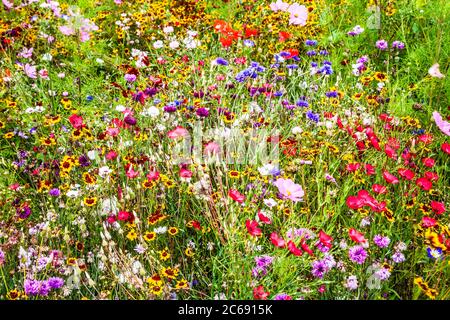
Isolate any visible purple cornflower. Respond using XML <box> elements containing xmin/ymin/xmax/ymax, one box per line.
<box><xmin>124</xmin><ymin>74</ymin><xmax>137</xmax><ymax>82</ymax></box>
<box><xmin>0</xmin><ymin>249</ymin><xmax>5</xmax><ymax>266</ymax></box>
<box><xmin>391</xmin><ymin>251</ymin><xmax>405</xmax><ymax>263</ymax></box>
<box><xmin>375</xmin><ymin>268</ymin><xmax>391</xmax><ymax>281</ymax></box>
<box><xmin>49</xmin><ymin>188</ymin><xmax>60</xmax><ymax>197</ymax></box>
<box><xmin>305</xmin><ymin>39</ymin><xmax>318</xmax><ymax>46</ymax></box>
<box><xmin>319</xmin><ymin>50</ymin><xmax>329</xmax><ymax>56</ymax></box>
<box><xmin>373</xmin><ymin>235</ymin><xmax>390</xmax><ymax>248</ymax></box>
<box><xmin>392</xmin><ymin>41</ymin><xmax>405</xmax><ymax>50</ymax></box>
<box><xmin>24</xmin><ymin>279</ymin><xmax>41</xmax><ymax>296</ymax></box>
<box><xmin>347</xmin><ymin>25</ymin><xmax>364</xmax><ymax>36</ymax></box>
<box><xmin>357</xmin><ymin>55</ymin><xmax>369</xmax><ymax>63</ymax></box>
<box><xmin>78</xmin><ymin>154</ymin><xmax>91</xmax><ymax>167</ymax></box>
<box><xmin>196</xmin><ymin>108</ymin><xmax>209</xmax><ymax>117</ymax></box>
<box><xmin>344</xmin><ymin>275</ymin><xmax>358</xmax><ymax>290</ymax></box>
<box><xmin>255</xmin><ymin>255</ymin><xmax>274</xmax><ymax>268</ymax></box>
<box><xmin>348</xmin><ymin>245</ymin><xmax>368</xmax><ymax>264</ymax></box>
<box><xmin>17</xmin><ymin>204</ymin><xmax>32</xmax><ymax>220</ymax></box>
<box><xmin>163</xmin><ymin>105</ymin><xmax>177</xmax><ymax>113</ymax></box>
<box><xmin>124</xmin><ymin>115</ymin><xmax>137</xmax><ymax>125</ymax></box>
<box><xmin>252</xmin><ymin>266</ymin><xmax>267</xmax><ymax>278</ymax></box>
<box><xmin>274</xmin><ymin>293</ymin><xmax>292</xmax><ymax>300</ymax></box>
<box><xmin>311</xmin><ymin>260</ymin><xmax>328</xmax><ymax>278</ymax></box>
<box><xmin>47</xmin><ymin>277</ymin><xmax>64</xmax><ymax>289</ymax></box>
<box><xmin>376</xmin><ymin>40</ymin><xmax>388</xmax><ymax>50</ymax></box>
<box><xmin>306</xmin><ymin>50</ymin><xmax>317</xmax><ymax>56</ymax></box>
<box><xmin>39</xmin><ymin>280</ymin><xmax>51</xmax><ymax>296</ymax></box>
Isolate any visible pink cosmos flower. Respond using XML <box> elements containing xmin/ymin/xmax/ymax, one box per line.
<box><xmin>17</xmin><ymin>47</ymin><xmax>33</xmax><ymax>59</ymax></box>
<box><xmin>204</xmin><ymin>141</ymin><xmax>221</xmax><ymax>156</ymax></box>
<box><xmin>287</xmin><ymin>3</ymin><xmax>308</xmax><ymax>26</ymax></box>
<box><xmin>432</xmin><ymin>111</ymin><xmax>450</xmax><ymax>136</ymax></box>
<box><xmin>2</xmin><ymin>0</ymin><xmax>13</xmax><ymax>9</ymax></box>
<box><xmin>126</xmin><ymin>166</ymin><xmax>139</xmax><ymax>179</ymax></box>
<box><xmin>269</xmin><ymin>0</ymin><xmax>289</xmax><ymax>12</ymax></box>
<box><xmin>167</xmin><ymin>126</ymin><xmax>189</xmax><ymax>139</ymax></box>
<box><xmin>429</xmin><ymin>63</ymin><xmax>445</xmax><ymax>78</ymax></box>
<box><xmin>273</xmin><ymin>178</ymin><xmax>304</xmax><ymax>202</ymax></box>
<box><xmin>59</xmin><ymin>25</ymin><xmax>75</xmax><ymax>36</ymax></box>
<box><xmin>147</xmin><ymin>170</ymin><xmax>160</xmax><ymax>181</ymax></box>
<box><xmin>24</xmin><ymin>64</ymin><xmax>37</xmax><ymax>79</ymax></box>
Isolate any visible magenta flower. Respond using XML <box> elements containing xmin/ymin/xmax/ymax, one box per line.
<box><xmin>273</xmin><ymin>178</ymin><xmax>304</xmax><ymax>202</ymax></box>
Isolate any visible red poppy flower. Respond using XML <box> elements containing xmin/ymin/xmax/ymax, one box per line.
<box><xmin>278</xmin><ymin>31</ymin><xmax>292</xmax><ymax>42</ymax></box>
<box><xmin>384</xmin><ymin>144</ymin><xmax>397</xmax><ymax>159</ymax></box>
<box><xmin>364</xmin><ymin>164</ymin><xmax>376</xmax><ymax>175</ymax></box>
<box><xmin>219</xmin><ymin>36</ymin><xmax>233</xmax><ymax>48</ymax></box>
<box><xmin>430</xmin><ymin>201</ymin><xmax>446</xmax><ymax>215</ymax></box>
<box><xmin>424</xmin><ymin>171</ymin><xmax>439</xmax><ymax>182</ymax></box>
<box><xmin>416</xmin><ymin>177</ymin><xmax>432</xmax><ymax>191</ymax></box>
<box><xmin>372</xmin><ymin>184</ymin><xmax>387</xmax><ymax>194</ymax></box>
<box><xmin>379</xmin><ymin>114</ymin><xmax>393</xmax><ymax>122</ymax></box>
<box><xmin>228</xmin><ymin>189</ymin><xmax>245</xmax><ymax>203</ymax></box>
<box><xmin>318</xmin><ymin>230</ymin><xmax>333</xmax><ymax>248</ymax></box>
<box><xmin>300</xmin><ymin>240</ymin><xmax>314</xmax><ymax>256</ymax></box>
<box><xmin>418</xmin><ymin>134</ymin><xmax>433</xmax><ymax>144</ymax></box>
<box><xmin>422</xmin><ymin>158</ymin><xmax>435</xmax><ymax>168</ymax></box>
<box><xmin>270</xmin><ymin>232</ymin><xmax>286</xmax><ymax>248</ymax></box>
<box><xmin>286</xmin><ymin>49</ymin><xmax>299</xmax><ymax>59</ymax></box>
<box><xmin>422</xmin><ymin>216</ymin><xmax>437</xmax><ymax>228</ymax></box>
<box><xmin>442</xmin><ymin>142</ymin><xmax>450</xmax><ymax>155</ymax></box>
<box><xmin>383</xmin><ymin>171</ymin><xmax>399</xmax><ymax>184</ymax></box>
<box><xmin>346</xmin><ymin>195</ymin><xmax>364</xmax><ymax>210</ymax></box>
<box><xmin>117</xmin><ymin>210</ymin><xmax>130</xmax><ymax>221</ymax></box>
<box><xmin>245</xmin><ymin>220</ymin><xmax>262</xmax><ymax>237</ymax></box>
<box><xmin>287</xmin><ymin>241</ymin><xmax>303</xmax><ymax>256</ymax></box>
<box><xmin>257</xmin><ymin>211</ymin><xmax>271</xmax><ymax>224</ymax></box>
<box><xmin>69</xmin><ymin>114</ymin><xmax>84</xmax><ymax>129</ymax></box>
<box><xmin>179</xmin><ymin>168</ymin><xmax>192</xmax><ymax>179</ymax></box>
<box><xmin>244</xmin><ymin>27</ymin><xmax>258</xmax><ymax>38</ymax></box>
<box><xmin>346</xmin><ymin>163</ymin><xmax>360</xmax><ymax>172</ymax></box>
<box><xmin>397</xmin><ymin>168</ymin><xmax>415</xmax><ymax>181</ymax></box>
<box><xmin>253</xmin><ymin>285</ymin><xmax>269</xmax><ymax>300</ymax></box>
<box><xmin>349</xmin><ymin>228</ymin><xmax>367</xmax><ymax>243</ymax></box>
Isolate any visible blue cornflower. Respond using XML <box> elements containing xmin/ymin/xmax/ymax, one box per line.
<box><xmin>305</xmin><ymin>39</ymin><xmax>318</xmax><ymax>46</ymax></box>
<box><xmin>306</xmin><ymin>110</ymin><xmax>320</xmax><ymax>123</ymax></box>
<box><xmin>296</xmin><ymin>99</ymin><xmax>309</xmax><ymax>108</ymax></box>
<box><xmin>215</xmin><ymin>57</ymin><xmax>228</xmax><ymax>66</ymax></box>
<box><xmin>326</xmin><ymin>91</ymin><xmax>338</xmax><ymax>98</ymax></box>
<box><xmin>243</xmin><ymin>40</ymin><xmax>255</xmax><ymax>47</ymax></box>
<box><xmin>306</xmin><ymin>50</ymin><xmax>317</xmax><ymax>56</ymax></box>
<box><xmin>427</xmin><ymin>247</ymin><xmax>443</xmax><ymax>259</ymax></box>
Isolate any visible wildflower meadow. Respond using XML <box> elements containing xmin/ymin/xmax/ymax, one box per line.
<box><xmin>0</xmin><ymin>0</ymin><xmax>449</xmax><ymax>301</ymax></box>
